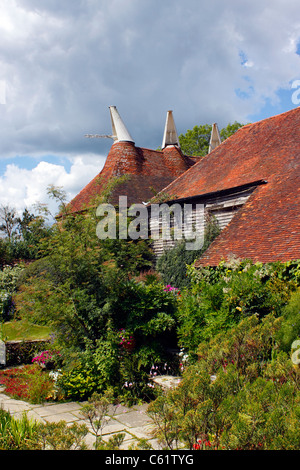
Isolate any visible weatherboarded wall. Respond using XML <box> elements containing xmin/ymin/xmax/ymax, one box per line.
<box><xmin>150</xmin><ymin>184</ymin><xmax>256</xmax><ymax>258</ymax></box>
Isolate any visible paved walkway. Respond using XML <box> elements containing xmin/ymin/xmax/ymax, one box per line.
<box><xmin>0</xmin><ymin>376</ymin><xmax>182</xmax><ymax>450</ymax></box>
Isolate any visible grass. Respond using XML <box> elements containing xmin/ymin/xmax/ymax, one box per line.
<box><xmin>0</xmin><ymin>320</ymin><xmax>51</xmax><ymax>342</ymax></box>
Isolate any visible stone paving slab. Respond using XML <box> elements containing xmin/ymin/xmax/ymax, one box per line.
<box><xmin>0</xmin><ymin>376</ymin><xmax>183</xmax><ymax>450</ymax></box>
<box><xmin>0</xmin><ymin>391</ymin><xmax>160</xmax><ymax>450</ymax></box>
<box><xmin>33</xmin><ymin>402</ymin><xmax>82</xmax><ymax>417</ymax></box>
<box><xmin>42</xmin><ymin>411</ymin><xmax>82</xmax><ymax>424</ymax></box>
<box><xmin>127</xmin><ymin>424</ymin><xmax>155</xmax><ymax>441</ymax></box>
<box><xmin>98</xmin><ymin>420</ymin><xmax>127</xmax><ymax>435</ymax></box>
<box><xmin>115</xmin><ymin>409</ymin><xmax>153</xmax><ymax>428</ymax></box>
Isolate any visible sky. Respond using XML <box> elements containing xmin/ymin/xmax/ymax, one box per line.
<box><xmin>0</xmin><ymin>0</ymin><xmax>299</xmax><ymax>218</ymax></box>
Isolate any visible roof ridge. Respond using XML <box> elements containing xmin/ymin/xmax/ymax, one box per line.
<box><xmin>250</xmin><ymin>105</ymin><xmax>300</xmax><ymax>125</ymax></box>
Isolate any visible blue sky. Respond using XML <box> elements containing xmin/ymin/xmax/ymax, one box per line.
<box><xmin>0</xmin><ymin>0</ymin><xmax>299</xmax><ymax>217</ymax></box>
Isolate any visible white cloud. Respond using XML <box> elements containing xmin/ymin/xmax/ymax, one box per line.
<box><xmin>0</xmin><ymin>154</ymin><xmax>105</xmax><ymax>217</ymax></box>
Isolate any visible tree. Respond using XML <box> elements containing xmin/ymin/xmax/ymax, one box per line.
<box><xmin>220</xmin><ymin>121</ymin><xmax>244</xmax><ymax>141</ymax></box>
<box><xmin>0</xmin><ymin>205</ymin><xmax>19</xmax><ymax>241</ymax></box>
<box><xmin>16</xmin><ymin>207</ymin><xmax>52</xmax><ymax>259</ymax></box>
<box><xmin>14</xmin><ymin>185</ymin><xmax>157</xmax><ymax>348</ymax></box>
<box><xmin>14</xmin><ymin>184</ymin><xmax>181</xmax><ymax>403</ymax></box>
<box><xmin>16</xmin><ymin>208</ymin><xmax>36</xmax><ymax>239</ymax></box>
<box><xmin>178</xmin><ymin>121</ymin><xmax>244</xmax><ymax>156</ymax></box>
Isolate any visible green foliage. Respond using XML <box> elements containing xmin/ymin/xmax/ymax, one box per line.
<box><xmin>148</xmin><ymin>314</ymin><xmax>300</xmax><ymax>450</ymax></box>
<box><xmin>118</xmin><ymin>351</ymin><xmax>161</xmax><ymax>405</ymax></box>
<box><xmin>0</xmin><ymin>265</ymin><xmax>24</xmax><ymax>321</ymax></box>
<box><xmin>156</xmin><ymin>241</ymin><xmax>203</xmax><ymax>290</ymax></box>
<box><xmin>219</xmin><ymin>121</ymin><xmax>245</xmax><ymax>141</ymax></box>
<box><xmin>277</xmin><ymin>288</ymin><xmax>300</xmax><ymax>351</ymax></box>
<box><xmin>57</xmin><ymin>367</ymin><xmax>99</xmax><ymax>401</ymax></box>
<box><xmin>109</xmin><ymin>279</ymin><xmax>178</xmax><ymax>351</ymax></box>
<box><xmin>37</xmin><ymin>421</ymin><xmax>89</xmax><ymax>450</ymax></box>
<box><xmin>15</xmin><ymin>206</ymin><xmax>153</xmax><ymax>346</ymax></box>
<box><xmin>0</xmin><ymin>206</ymin><xmax>52</xmax><ymax>264</ymax></box>
<box><xmin>178</xmin><ymin>121</ymin><xmax>244</xmax><ymax>156</ymax></box>
<box><xmin>54</xmin><ymin>279</ymin><xmax>179</xmax><ymax>402</ymax></box>
<box><xmin>0</xmin><ymin>407</ymin><xmax>89</xmax><ymax>450</ymax></box>
<box><xmin>156</xmin><ymin>213</ymin><xmax>220</xmax><ymax>290</ymax></box>
<box><xmin>177</xmin><ymin>258</ymin><xmax>297</xmax><ymax>356</ymax></box>
<box><xmin>102</xmin><ymin>238</ymin><xmax>154</xmax><ymax>275</ymax></box>
<box><xmin>57</xmin><ymin>337</ymin><xmax>120</xmax><ymax>400</ymax></box>
<box><xmin>0</xmin><ymin>409</ymin><xmax>40</xmax><ymax>450</ymax></box>
<box><xmin>12</xmin><ymin>186</ymin><xmax>180</xmax><ymax>402</ymax></box>
<box><xmin>179</xmin><ymin>124</ymin><xmax>212</xmax><ymax>156</ymax></box>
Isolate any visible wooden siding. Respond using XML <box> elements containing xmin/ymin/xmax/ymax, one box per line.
<box><xmin>149</xmin><ymin>185</ymin><xmax>256</xmax><ymax>259</ymax></box>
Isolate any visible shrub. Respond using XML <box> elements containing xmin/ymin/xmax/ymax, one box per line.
<box><xmin>156</xmin><ymin>241</ymin><xmax>203</xmax><ymax>290</ymax></box>
<box><xmin>37</xmin><ymin>421</ymin><xmax>88</xmax><ymax>450</ymax></box>
<box><xmin>0</xmin><ymin>409</ymin><xmax>40</xmax><ymax>450</ymax></box>
<box><xmin>0</xmin><ymin>265</ymin><xmax>24</xmax><ymax>321</ymax></box>
<box><xmin>177</xmin><ymin>259</ymin><xmax>296</xmax><ymax>355</ymax></box>
<box><xmin>56</xmin><ymin>336</ymin><xmax>120</xmax><ymax>400</ymax></box>
<box><xmin>56</xmin><ymin>366</ymin><xmax>100</xmax><ymax>401</ymax></box>
<box><xmin>0</xmin><ymin>408</ymin><xmax>88</xmax><ymax>450</ymax></box>
<box><xmin>277</xmin><ymin>288</ymin><xmax>300</xmax><ymax>351</ymax></box>
<box><xmin>118</xmin><ymin>350</ymin><xmax>161</xmax><ymax>405</ymax></box>
<box><xmin>56</xmin><ymin>333</ymin><xmax>162</xmax><ymax>403</ymax></box>
<box><xmin>109</xmin><ymin>279</ymin><xmax>178</xmax><ymax>352</ymax></box>
<box><xmin>148</xmin><ymin>314</ymin><xmax>300</xmax><ymax>450</ymax></box>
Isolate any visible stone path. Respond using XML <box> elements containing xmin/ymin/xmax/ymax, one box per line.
<box><xmin>0</xmin><ymin>376</ymin><xmax>182</xmax><ymax>450</ymax></box>
<box><xmin>0</xmin><ymin>391</ymin><xmax>156</xmax><ymax>449</ymax></box>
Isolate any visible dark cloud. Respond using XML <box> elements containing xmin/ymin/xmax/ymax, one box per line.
<box><xmin>0</xmin><ymin>0</ymin><xmax>299</xmax><ymax>210</ymax></box>
<box><xmin>1</xmin><ymin>0</ymin><xmax>299</xmax><ymax>156</ymax></box>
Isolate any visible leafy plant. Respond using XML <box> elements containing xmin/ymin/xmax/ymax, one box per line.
<box><xmin>0</xmin><ymin>265</ymin><xmax>24</xmax><ymax>321</ymax></box>
<box><xmin>37</xmin><ymin>421</ymin><xmax>88</xmax><ymax>450</ymax></box>
<box><xmin>0</xmin><ymin>409</ymin><xmax>40</xmax><ymax>450</ymax></box>
<box><xmin>178</xmin><ymin>121</ymin><xmax>243</xmax><ymax>156</ymax></box>
<box><xmin>156</xmin><ymin>214</ymin><xmax>220</xmax><ymax>290</ymax></box>
<box><xmin>81</xmin><ymin>389</ymin><xmax>121</xmax><ymax>449</ymax></box>
<box><xmin>148</xmin><ymin>314</ymin><xmax>300</xmax><ymax>450</ymax></box>
<box><xmin>277</xmin><ymin>288</ymin><xmax>300</xmax><ymax>351</ymax></box>
<box><xmin>108</xmin><ymin>279</ymin><xmax>179</xmax><ymax>365</ymax></box>
<box><xmin>177</xmin><ymin>259</ymin><xmax>297</xmax><ymax>355</ymax></box>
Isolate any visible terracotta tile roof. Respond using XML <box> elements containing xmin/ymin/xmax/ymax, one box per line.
<box><xmin>157</xmin><ymin>107</ymin><xmax>300</xmax><ymax>265</ymax></box>
<box><xmin>66</xmin><ymin>141</ymin><xmax>195</xmax><ymax>213</ymax></box>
